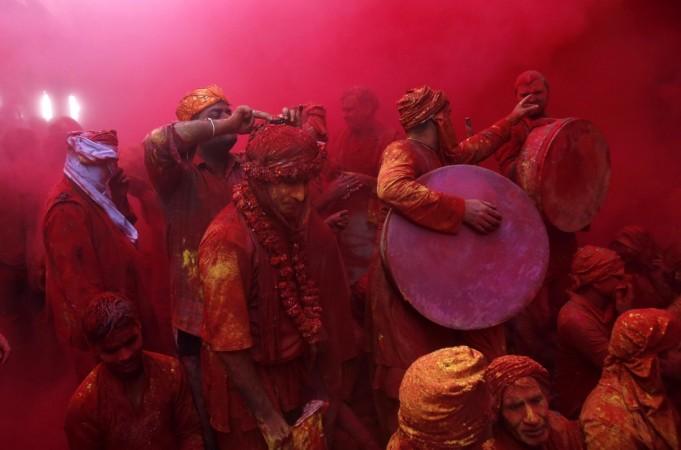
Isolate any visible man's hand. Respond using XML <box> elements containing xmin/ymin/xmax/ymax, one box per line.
<box><xmin>325</xmin><ymin>209</ymin><xmax>350</xmax><ymax>233</ymax></box>
<box><xmin>229</xmin><ymin>105</ymin><xmax>272</xmax><ymax>134</ymax></box>
<box><xmin>259</xmin><ymin>411</ymin><xmax>291</xmax><ymax>450</ymax></box>
<box><xmin>506</xmin><ymin>96</ymin><xmax>540</xmax><ymax>125</ymax></box>
<box><xmin>0</xmin><ymin>332</ymin><xmax>10</xmax><ymax>365</ymax></box>
<box><xmin>463</xmin><ymin>199</ymin><xmax>502</xmax><ymax>234</ymax></box>
<box><xmin>280</xmin><ymin>105</ymin><xmax>303</xmax><ymax>127</ymax></box>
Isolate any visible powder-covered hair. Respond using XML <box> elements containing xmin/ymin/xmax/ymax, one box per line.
<box><xmin>82</xmin><ymin>292</ymin><xmax>139</xmax><ymax>345</ymax></box>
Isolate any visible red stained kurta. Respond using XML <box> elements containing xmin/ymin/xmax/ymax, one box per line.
<box><xmin>199</xmin><ymin>203</ymin><xmax>358</xmax><ymax>444</ymax></box>
<box><xmin>369</xmin><ymin>118</ymin><xmax>511</xmax><ymax>404</ymax></box>
<box><xmin>484</xmin><ymin>411</ymin><xmax>584</xmax><ymax>450</ymax></box>
<box><xmin>554</xmin><ymin>293</ymin><xmax>614</xmax><ymax>418</ymax></box>
<box><xmin>64</xmin><ymin>351</ymin><xmax>203</xmax><ymax>450</ymax></box>
<box><xmin>144</xmin><ymin>124</ymin><xmax>242</xmax><ymax>336</ymax></box>
<box><xmin>43</xmin><ymin>177</ymin><xmax>146</xmax><ymax>350</ymax></box>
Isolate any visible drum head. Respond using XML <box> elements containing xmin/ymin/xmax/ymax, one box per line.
<box><xmin>525</xmin><ymin>118</ymin><xmax>610</xmax><ymax>232</ymax></box>
<box><xmin>382</xmin><ymin>165</ymin><xmax>549</xmax><ymax>330</ymax></box>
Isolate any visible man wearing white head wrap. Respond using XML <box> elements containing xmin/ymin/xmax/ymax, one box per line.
<box><xmin>43</xmin><ymin>130</ymin><xmax>153</xmax><ymax>376</ymax></box>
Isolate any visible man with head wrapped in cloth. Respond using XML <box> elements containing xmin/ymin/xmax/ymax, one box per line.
<box><xmin>368</xmin><ymin>85</ymin><xmax>538</xmax><ymax>439</ymax></box>
<box><xmin>554</xmin><ymin>245</ymin><xmax>633</xmax><ymax>418</ymax></box>
<box><xmin>43</xmin><ymin>130</ymin><xmax>156</xmax><ymax>376</ymax></box>
<box><xmin>580</xmin><ymin>308</ymin><xmax>681</xmax><ymax>449</ymax></box>
<box><xmin>484</xmin><ymin>355</ymin><xmax>584</xmax><ymax>450</ymax></box>
<box><xmin>198</xmin><ymin>125</ymin><xmax>358</xmax><ymax>449</ymax></box>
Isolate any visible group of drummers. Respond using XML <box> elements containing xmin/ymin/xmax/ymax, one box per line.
<box><xmin>5</xmin><ymin>69</ymin><xmax>681</xmax><ymax>450</ymax></box>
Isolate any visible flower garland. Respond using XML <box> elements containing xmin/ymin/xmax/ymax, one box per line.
<box><xmin>233</xmin><ymin>182</ymin><xmax>323</xmax><ymax>344</ymax></box>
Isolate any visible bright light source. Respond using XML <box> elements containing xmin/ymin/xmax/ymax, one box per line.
<box><xmin>40</xmin><ymin>91</ymin><xmax>54</xmax><ymax>121</ymax></box>
<box><xmin>68</xmin><ymin>94</ymin><xmax>81</xmax><ymax>122</ymax></box>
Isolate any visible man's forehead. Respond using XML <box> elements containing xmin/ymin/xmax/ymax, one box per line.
<box><xmin>100</xmin><ymin>324</ymin><xmax>138</xmax><ymax>348</ymax></box>
<box><xmin>517</xmin><ymin>79</ymin><xmax>546</xmax><ymax>91</ymax></box>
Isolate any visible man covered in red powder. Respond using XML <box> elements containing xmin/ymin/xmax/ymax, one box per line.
<box><xmin>369</xmin><ymin>85</ymin><xmax>537</xmax><ymax>438</ymax></box>
<box><xmin>554</xmin><ymin>245</ymin><xmax>632</xmax><ymax>419</ymax></box>
<box><xmin>580</xmin><ymin>308</ymin><xmax>681</xmax><ymax>450</ymax></box>
<box><xmin>484</xmin><ymin>355</ymin><xmax>584</xmax><ymax>450</ymax></box>
<box><xmin>609</xmin><ymin>225</ymin><xmax>671</xmax><ymax>309</ymax></box>
<box><xmin>65</xmin><ymin>292</ymin><xmax>202</xmax><ymax>450</ymax></box>
<box><xmin>199</xmin><ymin>125</ymin><xmax>358</xmax><ymax>449</ymax></box>
<box><xmin>144</xmin><ymin>85</ymin><xmax>268</xmax><ymax>448</ymax></box>
<box><xmin>495</xmin><ymin>70</ymin><xmax>577</xmax><ymax>369</ymax></box>
<box><xmin>43</xmin><ymin>129</ymin><xmax>150</xmax><ymax>376</ymax></box>
<box><xmin>330</xmin><ymin>86</ymin><xmax>399</xmax><ymax>177</ymax></box>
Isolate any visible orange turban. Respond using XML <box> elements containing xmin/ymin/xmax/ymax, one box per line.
<box><xmin>395</xmin><ymin>346</ymin><xmax>491</xmax><ymax>449</ymax></box>
<box><xmin>175</xmin><ymin>84</ymin><xmax>228</xmax><ymax>121</ymax></box>
<box><xmin>397</xmin><ymin>85</ymin><xmax>449</xmax><ymax>131</ymax></box>
<box><xmin>570</xmin><ymin>245</ymin><xmax>624</xmax><ymax>290</ymax></box>
<box><xmin>485</xmin><ymin>355</ymin><xmax>550</xmax><ymax>416</ymax></box>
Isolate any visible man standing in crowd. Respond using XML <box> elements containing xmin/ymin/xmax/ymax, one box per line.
<box><xmin>43</xmin><ymin>129</ymin><xmax>152</xmax><ymax>376</ymax></box>
<box><xmin>555</xmin><ymin>245</ymin><xmax>632</xmax><ymax>418</ymax></box>
<box><xmin>199</xmin><ymin>125</ymin><xmax>358</xmax><ymax>449</ymax></box>
<box><xmin>144</xmin><ymin>86</ymin><xmax>268</xmax><ymax>448</ymax></box>
<box><xmin>369</xmin><ymin>85</ymin><xmax>537</xmax><ymax>438</ymax></box>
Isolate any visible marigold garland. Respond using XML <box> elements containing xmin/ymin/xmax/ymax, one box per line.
<box><xmin>233</xmin><ymin>182</ymin><xmax>323</xmax><ymax>344</ymax></box>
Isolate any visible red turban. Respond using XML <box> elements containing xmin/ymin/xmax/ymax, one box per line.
<box><xmin>570</xmin><ymin>245</ymin><xmax>625</xmax><ymax>290</ymax></box>
<box><xmin>70</xmin><ymin>129</ymin><xmax>118</xmax><ymax>147</ymax></box>
<box><xmin>175</xmin><ymin>84</ymin><xmax>228</xmax><ymax>121</ymax></box>
<box><xmin>608</xmin><ymin>309</ymin><xmax>679</xmax><ymax>363</ymax></box>
<box><xmin>610</xmin><ymin>225</ymin><xmax>655</xmax><ymax>260</ymax></box>
<box><xmin>485</xmin><ymin>355</ymin><xmax>550</xmax><ymax>416</ymax></box>
<box><xmin>397</xmin><ymin>85</ymin><xmax>449</xmax><ymax>131</ymax></box>
<box><xmin>395</xmin><ymin>346</ymin><xmax>490</xmax><ymax>449</ymax></box>
<box><xmin>243</xmin><ymin>125</ymin><xmax>324</xmax><ymax>183</ymax></box>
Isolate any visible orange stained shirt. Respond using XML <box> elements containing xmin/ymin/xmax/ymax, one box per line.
<box><xmin>376</xmin><ymin>118</ymin><xmax>511</xmax><ymax>234</ymax></box>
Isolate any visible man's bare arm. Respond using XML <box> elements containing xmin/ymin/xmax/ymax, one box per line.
<box><xmin>173</xmin><ymin>106</ymin><xmax>271</xmax><ymax>145</ymax></box>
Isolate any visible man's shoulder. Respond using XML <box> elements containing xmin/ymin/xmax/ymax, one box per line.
<box><xmin>200</xmin><ymin>204</ymin><xmax>250</xmax><ymax>251</ymax></box>
<box><xmin>383</xmin><ymin>139</ymin><xmax>415</xmax><ymax>155</ymax></box>
<box><xmin>143</xmin><ymin>123</ymin><xmax>175</xmax><ymax>149</ymax></box>
<box><xmin>144</xmin><ymin>351</ymin><xmax>184</xmax><ymax>382</ymax></box>
<box><xmin>66</xmin><ymin>364</ymin><xmax>104</xmax><ymax>416</ymax></box>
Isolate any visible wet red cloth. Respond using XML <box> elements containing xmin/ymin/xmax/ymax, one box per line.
<box><xmin>369</xmin><ymin>121</ymin><xmax>511</xmax><ymax>434</ymax></box>
<box><xmin>554</xmin><ymin>293</ymin><xmax>615</xmax><ymax>418</ymax></box>
<box><xmin>144</xmin><ymin>124</ymin><xmax>242</xmax><ymax>336</ymax></box>
<box><xmin>199</xmin><ymin>204</ymin><xmax>358</xmax><ymax>437</ymax></box>
<box><xmin>329</xmin><ymin>123</ymin><xmax>400</xmax><ymax>177</ymax></box>
<box><xmin>580</xmin><ymin>309</ymin><xmax>681</xmax><ymax>450</ymax></box>
<box><xmin>43</xmin><ymin>177</ymin><xmax>148</xmax><ymax>350</ymax></box>
<box><xmin>64</xmin><ymin>351</ymin><xmax>203</xmax><ymax>450</ymax></box>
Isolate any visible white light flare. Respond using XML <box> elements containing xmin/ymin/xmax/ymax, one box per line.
<box><xmin>40</xmin><ymin>91</ymin><xmax>54</xmax><ymax>121</ymax></box>
<box><xmin>68</xmin><ymin>94</ymin><xmax>81</xmax><ymax>122</ymax></box>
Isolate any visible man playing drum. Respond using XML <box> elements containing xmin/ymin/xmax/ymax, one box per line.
<box><xmin>368</xmin><ymin>85</ymin><xmax>537</xmax><ymax>440</ymax></box>
<box><xmin>496</xmin><ymin>70</ymin><xmax>579</xmax><ymax>369</ymax></box>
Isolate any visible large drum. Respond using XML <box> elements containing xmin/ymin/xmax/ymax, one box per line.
<box><xmin>517</xmin><ymin>118</ymin><xmax>610</xmax><ymax>232</ymax></box>
<box><xmin>381</xmin><ymin>165</ymin><xmax>549</xmax><ymax>330</ymax></box>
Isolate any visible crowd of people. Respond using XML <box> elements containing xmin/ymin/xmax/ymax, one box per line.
<box><xmin>1</xmin><ymin>70</ymin><xmax>680</xmax><ymax>450</ymax></box>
